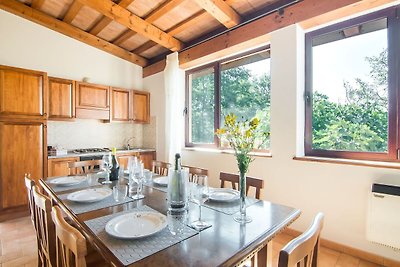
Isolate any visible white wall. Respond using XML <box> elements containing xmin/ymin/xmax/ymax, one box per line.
<box><xmin>0</xmin><ymin>10</ymin><xmax>142</xmax><ymax>89</ymax></box>
<box><xmin>148</xmin><ymin>24</ymin><xmax>400</xmax><ymax>261</ymax></box>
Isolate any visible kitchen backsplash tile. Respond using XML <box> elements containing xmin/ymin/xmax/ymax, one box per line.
<box><xmin>143</xmin><ymin>116</ymin><xmax>156</xmax><ymax>149</ymax></box>
<box><xmin>48</xmin><ymin>120</ymin><xmax>144</xmax><ymax>149</ymax></box>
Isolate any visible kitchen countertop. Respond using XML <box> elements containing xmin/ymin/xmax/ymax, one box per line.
<box><xmin>48</xmin><ymin>148</ymin><xmax>156</xmax><ymax>159</ymax></box>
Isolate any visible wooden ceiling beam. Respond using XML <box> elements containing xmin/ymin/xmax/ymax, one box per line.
<box><xmin>193</xmin><ymin>0</ymin><xmax>240</xmax><ymax>28</ymax></box>
<box><xmin>63</xmin><ymin>0</ymin><xmax>83</xmax><ymax>23</ymax></box>
<box><xmin>179</xmin><ymin>0</ymin><xmax>397</xmax><ymax>69</ymax></box>
<box><xmin>77</xmin><ymin>0</ymin><xmax>184</xmax><ymax>51</ymax></box>
<box><xmin>0</xmin><ymin>0</ymin><xmax>148</xmax><ymax>66</ymax></box>
<box><xmin>112</xmin><ymin>0</ymin><xmax>185</xmax><ymax>46</ymax></box>
<box><xmin>132</xmin><ymin>10</ymin><xmax>208</xmax><ymax>54</ymax></box>
<box><xmin>89</xmin><ymin>0</ymin><xmax>136</xmax><ymax>36</ymax></box>
<box><xmin>30</xmin><ymin>0</ymin><xmax>45</xmax><ymax>9</ymax></box>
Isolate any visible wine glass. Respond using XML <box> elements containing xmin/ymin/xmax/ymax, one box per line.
<box><xmin>131</xmin><ymin>162</ymin><xmax>145</xmax><ymax>200</ymax></box>
<box><xmin>101</xmin><ymin>153</ymin><xmax>113</xmax><ymax>184</ymax></box>
<box><xmin>190</xmin><ymin>175</ymin><xmax>211</xmax><ymax>231</ymax></box>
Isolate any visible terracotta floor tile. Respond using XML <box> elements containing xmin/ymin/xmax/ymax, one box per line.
<box><xmin>2</xmin><ymin>255</ymin><xmax>36</xmax><ymax>267</ymax></box>
<box><xmin>319</xmin><ymin>247</ymin><xmax>340</xmax><ymax>267</ymax></box>
<box><xmin>336</xmin><ymin>253</ymin><xmax>361</xmax><ymax>267</ymax></box>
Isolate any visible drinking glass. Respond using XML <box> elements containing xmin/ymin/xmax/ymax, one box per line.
<box><xmin>118</xmin><ymin>166</ymin><xmax>125</xmax><ymax>181</ymax></box>
<box><xmin>167</xmin><ymin>210</ymin><xmax>187</xmax><ymax>235</ymax></box>
<box><xmin>190</xmin><ymin>175</ymin><xmax>211</xmax><ymax>231</ymax></box>
<box><xmin>113</xmin><ymin>184</ymin><xmax>128</xmax><ymax>202</ymax></box>
<box><xmin>101</xmin><ymin>153</ymin><xmax>113</xmax><ymax>184</ymax></box>
<box><xmin>86</xmin><ymin>173</ymin><xmax>98</xmax><ymax>186</ymax></box>
<box><xmin>132</xmin><ymin>162</ymin><xmax>145</xmax><ymax>200</ymax></box>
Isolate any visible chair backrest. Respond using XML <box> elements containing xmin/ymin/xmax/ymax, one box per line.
<box><xmin>278</xmin><ymin>213</ymin><xmax>325</xmax><ymax>267</ymax></box>
<box><xmin>182</xmin><ymin>165</ymin><xmax>209</xmax><ymax>182</ymax></box>
<box><xmin>33</xmin><ymin>185</ymin><xmax>56</xmax><ymax>267</ymax></box>
<box><xmin>152</xmin><ymin>160</ymin><xmax>171</xmax><ymax>176</ymax></box>
<box><xmin>52</xmin><ymin>206</ymin><xmax>88</xmax><ymax>267</ymax></box>
<box><xmin>24</xmin><ymin>173</ymin><xmax>35</xmax><ymax>224</ymax></box>
<box><xmin>219</xmin><ymin>172</ymin><xmax>264</xmax><ymax>199</ymax></box>
<box><xmin>68</xmin><ymin>160</ymin><xmax>102</xmax><ymax>175</ymax></box>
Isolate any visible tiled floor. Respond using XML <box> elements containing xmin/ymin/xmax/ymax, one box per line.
<box><xmin>0</xmin><ymin>216</ymin><xmax>386</xmax><ymax>267</ymax></box>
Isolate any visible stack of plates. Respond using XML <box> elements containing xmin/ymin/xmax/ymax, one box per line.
<box><xmin>48</xmin><ymin>176</ymin><xmax>86</xmax><ymax>187</ymax></box>
<box><xmin>105</xmin><ymin>211</ymin><xmax>167</xmax><ymax>239</ymax></box>
<box><xmin>208</xmin><ymin>188</ymin><xmax>240</xmax><ymax>202</ymax></box>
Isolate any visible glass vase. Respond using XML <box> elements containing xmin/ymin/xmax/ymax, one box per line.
<box><xmin>234</xmin><ymin>171</ymin><xmax>252</xmax><ymax>223</ymax></box>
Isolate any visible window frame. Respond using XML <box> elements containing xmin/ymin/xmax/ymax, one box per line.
<box><xmin>304</xmin><ymin>6</ymin><xmax>399</xmax><ymax>162</ymax></box>
<box><xmin>185</xmin><ymin>46</ymin><xmax>271</xmax><ymax>149</ymax></box>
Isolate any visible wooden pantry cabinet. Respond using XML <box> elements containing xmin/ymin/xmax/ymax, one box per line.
<box><xmin>0</xmin><ymin>65</ymin><xmax>47</xmax><ymax>120</ymax></box>
<box><xmin>48</xmin><ymin>157</ymin><xmax>79</xmax><ymax>177</ymax></box>
<box><xmin>49</xmin><ymin>77</ymin><xmax>75</xmax><ymax>120</ymax></box>
<box><xmin>75</xmin><ymin>82</ymin><xmax>110</xmax><ymax>120</ymax></box>
<box><xmin>0</xmin><ymin>120</ymin><xmax>47</xmax><ymax>211</ymax></box>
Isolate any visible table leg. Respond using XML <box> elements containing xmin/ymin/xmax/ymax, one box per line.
<box><xmin>257</xmin><ymin>241</ymin><xmax>273</xmax><ymax>267</ymax></box>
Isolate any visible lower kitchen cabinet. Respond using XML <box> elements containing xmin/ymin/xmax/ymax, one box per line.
<box><xmin>48</xmin><ymin>157</ymin><xmax>79</xmax><ymax>177</ymax></box>
<box><xmin>0</xmin><ymin>120</ymin><xmax>46</xmax><ymax>212</ymax></box>
<box><xmin>117</xmin><ymin>151</ymin><xmax>155</xmax><ymax>170</ymax></box>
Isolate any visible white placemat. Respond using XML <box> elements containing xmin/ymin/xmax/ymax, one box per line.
<box><xmin>84</xmin><ymin>205</ymin><xmax>198</xmax><ymax>266</ymax></box>
<box><xmin>202</xmin><ymin>197</ymin><xmax>260</xmax><ymax>215</ymax></box>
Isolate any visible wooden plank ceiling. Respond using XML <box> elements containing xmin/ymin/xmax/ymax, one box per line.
<box><xmin>0</xmin><ymin>0</ymin><xmax>296</xmax><ymax>67</ymax></box>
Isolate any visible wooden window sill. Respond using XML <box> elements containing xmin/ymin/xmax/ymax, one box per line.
<box><xmin>183</xmin><ymin>147</ymin><xmax>272</xmax><ymax>158</ymax></box>
<box><xmin>293</xmin><ymin>156</ymin><xmax>400</xmax><ymax>170</ymax></box>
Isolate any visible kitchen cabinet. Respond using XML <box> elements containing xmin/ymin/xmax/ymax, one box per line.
<box><xmin>0</xmin><ymin>120</ymin><xmax>47</xmax><ymax>210</ymax></box>
<box><xmin>139</xmin><ymin>151</ymin><xmax>156</xmax><ymax>170</ymax></box>
<box><xmin>131</xmin><ymin>90</ymin><xmax>150</xmax><ymax>124</ymax></box>
<box><xmin>111</xmin><ymin>88</ymin><xmax>130</xmax><ymax>122</ymax></box>
<box><xmin>0</xmin><ymin>65</ymin><xmax>47</xmax><ymax>120</ymax></box>
<box><xmin>48</xmin><ymin>157</ymin><xmax>79</xmax><ymax>177</ymax></box>
<box><xmin>49</xmin><ymin>77</ymin><xmax>75</xmax><ymax>120</ymax></box>
<box><xmin>75</xmin><ymin>82</ymin><xmax>110</xmax><ymax>120</ymax></box>
<box><xmin>116</xmin><ymin>151</ymin><xmax>155</xmax><ymax>170</ymax></box>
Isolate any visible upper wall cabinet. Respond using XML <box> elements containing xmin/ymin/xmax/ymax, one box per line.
<box><xmin>0</xmin><ymin>65</ymin><xmax>47</xmax><ymax>120</ymax></box>
<box><xmin>75</xmin><ymin>82</ymin><xmax>110</xmax><ymax>120</ymax></box>
<box><xmin>111</xmin><ymin>87</ymin><xmax>130</xmax><ymax>122</ymax></box>
<box><xmin>49</xmin><ymin>77</ymin><xmax>75</xmax><ymax>120</ymax></box>
<box><xmin>132</xmin><ymin>90</ymin><xmax>150</xmax><ymax>124</ymax></box>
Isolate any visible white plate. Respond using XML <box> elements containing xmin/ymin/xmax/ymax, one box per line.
<box><xmin>67</xmin><ymin>188</ymin><xmax>112</xmax><ymax>203</ymax></box>
<box><xmin>208</xmin><ymin>188</ymin><xmax>240</xmax><ymax>202</ymax></box>
<box><xmin>48</xmin><ymin>176</ymin><xmax>86</xmax><ymax>187</ymax></box>
<box><xmin>105</xmin><ymin>211</ymin><xmax>167</xmax><ymax>239</ymax></box>
<box><xmin>153</xmin><ymin>176</ymin><xmax>168</xmax><ymax>187</ymax></box>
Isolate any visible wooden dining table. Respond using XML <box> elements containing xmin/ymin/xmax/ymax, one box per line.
<box><xmin>41</xmin><ymin>176</ymin><xmax>301</xmax><ymax>267</ymax></box>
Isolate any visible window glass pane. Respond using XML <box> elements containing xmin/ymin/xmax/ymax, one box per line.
<box><xmin>311</xmin><ymin>18</ymin><xmax>388</xmax><ymax>152</ymax></box>
<box><xmin>220</xmin><ymin>50</ymin><xmax>271</xmax><ymax>148</ymax></box>
<box><xmin>189</xmin><ymin>67</ymin><xmax>215</xmax><ymax>144</ymax></box>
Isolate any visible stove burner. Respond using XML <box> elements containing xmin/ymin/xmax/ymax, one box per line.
<box><xmin>72</xmin><ymin>148</ymin><xmax>111</xmax><ymax>154</ymax></box>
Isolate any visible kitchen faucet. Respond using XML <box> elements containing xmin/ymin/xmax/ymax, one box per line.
<box><xmin>125</xmin><ymin>137</ymin><xmax>135</xmax><ymax>150</ymax></box>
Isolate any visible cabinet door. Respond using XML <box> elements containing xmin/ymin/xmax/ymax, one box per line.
<box><xmin>76</xmin><ymin>82</ymin><xmax>109</xmax><ymax>110</ymax></box>
<box><xmin>111</xmin><ymin>88</ymin><xmax>130</xmax><ymax>122</ymax></box>
<box><xmin>49</xmin><ymin>77</ymin><xmax>75</xmax><ymax>120</ymax></box>
<box><xmin>48</xmin><ymin>157</ymin><xmax>79</xmax><ymax>177</ymax></box>
<box><xmin>132</xmin><ymin>91</ymin><xmax>150</xmax><ymax>123</ymax></box>
<box><xmin>0</xmin><ymin>121</ymin><xmax>46</xmax><ymax>209</ymax></box>
<box><xmin>117</xmin><ymin>152</ymin><xmax>139</xmax><ymax>169</ymax></box>
<box><xmin>139</xmin><ymin>151</ymin><xmax>156</xmax><ymax>170</ymax></box>
<box><xmin>0</xmin><ymin>65</ymin><xmax>47</xmax><ymax>119</ymax></box>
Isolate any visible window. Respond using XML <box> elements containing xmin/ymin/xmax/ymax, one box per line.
<box><xmin>186</xmin><ymin>47</ymin><xmax>271</xmax><ymax>149</ymax></box>
<box><xmin>305</xmin><ymin>7</ymin><xmax>399</xmax><ymax>161</ymax></box>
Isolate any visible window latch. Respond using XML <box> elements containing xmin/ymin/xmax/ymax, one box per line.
<box><xmin>304</xmin><ymin>92</ymin><xmax>312</xmax><ymax>105</ymax></box>
<box><xmin>183</xmin><ymin>107</ymin><xmax>188</xmax><ymax>116</ymax></box>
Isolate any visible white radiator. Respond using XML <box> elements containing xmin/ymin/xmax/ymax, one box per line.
<box><xmin>367</xmin><ymin>183</ymin><xmax>400</xmax><ymax>250</ymax></box>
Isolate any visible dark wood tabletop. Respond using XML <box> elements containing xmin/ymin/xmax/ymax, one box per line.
<box><xmin>41</xmin><ymin>178</ymin><xmax>301</xmax><ymax>267</ymax></box>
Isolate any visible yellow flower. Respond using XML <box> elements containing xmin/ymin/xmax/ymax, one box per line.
<box><xmin>245</xmin><ymin>129</ymin><xmax>251</xmax><ymax>138</ymax></box>
<box><xmin>249</xmin><ymin>117</ymin><xmax>259</xmax><ymax>128</ymax></box>
<box><xmin>216</xmin><ymin>128</ymin><xmax>226</xmax><ymax>135</ymax></box>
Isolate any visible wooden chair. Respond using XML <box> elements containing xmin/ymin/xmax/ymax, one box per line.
<box><xmin>33</xmin><ymin>185</ymin><xmax>56</xmax><ymax>267</ymax></box>
<box><xmin>152</xmin><ymin>160</ymin><xmax>171</xmax><ymax>176</ymax></box>
<box><xmin>68</xmin><ymin>160</ymin><xmax>102</xmax><ymax>175</ymax></box>
<box><xmin>182</xmin><ymin>165</ymin><xmax>209</xmax><ymax>182</ymax></box>
<box><xmin>219</xmin><ymin>172</ymin><xmax>264</xmax><ymax>199</ymax></box>
<box><xmin>51</xmin><ymin>206</ymin><xmax>88</xmax><ymax>267</ymax></box>
<box><xmin>278</xmin><ymin>213</ymin><xmax>325</xmax><ymax>267</ymax></box>
<box><xmin>24</xmin><ymin>173</ymin><xmax>35</xmax><ymax>224</ymax></box>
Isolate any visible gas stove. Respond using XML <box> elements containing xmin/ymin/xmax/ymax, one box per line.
<box><xmin>72</xmin><ymin>148</ymin><xmax>111</xmax><ymax>154</ymax></box>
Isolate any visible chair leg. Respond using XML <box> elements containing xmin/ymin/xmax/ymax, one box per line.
<box><xmin>257</xmin><ymin>242</ymin><xmax>273</xmax><ymax>267</ymax></box>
